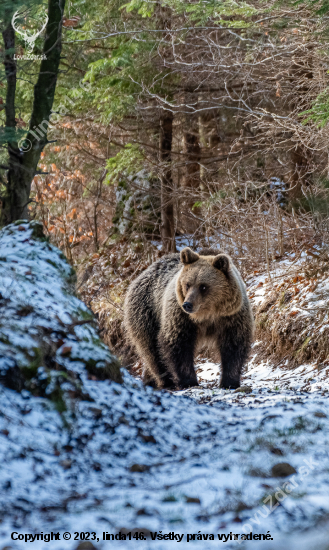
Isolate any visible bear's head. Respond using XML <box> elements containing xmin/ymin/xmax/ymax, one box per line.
<box><xmin>176</xmin><ymin>247</ymin><xmax>243</xmax><ymax>322</ymax></box>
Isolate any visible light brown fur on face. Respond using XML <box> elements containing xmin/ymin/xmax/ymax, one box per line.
<box><xmin>176</xmin><ymin>249</ymin><xmax>243</xmax><ymax>323</ymax></box>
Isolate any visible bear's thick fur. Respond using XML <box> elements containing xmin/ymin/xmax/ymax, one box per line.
<box><xmin>124</xmin><ymin>247</ymin><xmax>253</xmax><ymax>390</ymax></box>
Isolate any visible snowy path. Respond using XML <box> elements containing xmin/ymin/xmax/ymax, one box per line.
<box><xmin>1</xmin><ymin>356</ymin><xmax>329</xmax><ymax>550</ymax></box>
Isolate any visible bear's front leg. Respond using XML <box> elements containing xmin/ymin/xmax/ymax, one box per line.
<box><xmin>159</xmin><ymin>334</ymin><xmax>198</xmax><ymax>389</ymax></box>
<box><xmin>158</xmin><ymin>308</ymin><xmax>198</xmax><ymax>390</ymax></box>
<box><xmin>218</xmin><ymin>315</ymin><xmax>252</xmax><ymax>389</ymax></box>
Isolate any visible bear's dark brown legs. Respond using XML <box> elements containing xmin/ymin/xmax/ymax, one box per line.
<box><xmin>142</xmin><ymin>370</ymin><xmax>157</xmax><ymax>388</ymax></box>
<box><xmin>220</xmin><ymin>370</ymin><xmax>241</xmax><ymax>390</ymax></box>
<box><xmin>125</xmin><ymin>287</ymin><xmax>177</xmax><ymax>389</ymax></box>
<box><xmin>218</xmin><ymin>323</ymin><xmax>251</xmax><ymax>389</ymax></box>
<box><xmin>142</xmin><ymin>368</ymin><xmax>175</xmax><ymax>389</ymax></box>
<box><xmin>139</xmin><ymin>345</ymin><xmax>176</xmax><ymax>389</ymax></box>
<box><xmin>158</xmin><ymin>326</ymin><xmax>198</xmax><ymax>390</ymax></box>
<box><xmin>152</xmin><ymin>361</ymin><xmax>177</xmax><ymax>389</ymax></box>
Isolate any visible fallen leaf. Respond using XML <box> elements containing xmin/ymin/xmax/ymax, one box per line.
<box><xmin>185</xmin><ymin>497</ymin><xmax>201</xmax><ymax>504</ymax></box>
<box><xmin>60</xmin><ymin>459</ymin><xmax>72</xmax><ymax>469</ymax></box>
<box><xmin>271</xmin><ymin>462</ymin><xmax>296</xmax><ymax>477</ymax></box>
<box><xmin>129</xmin><ymin>464</ymin><xmax>150</xmax><ymax>473</ymax></box>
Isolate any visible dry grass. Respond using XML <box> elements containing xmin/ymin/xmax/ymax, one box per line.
<box><xmin>250</xmin><ymin>250</ymin><xmax>329</xmax><ymax>368</ymax></box>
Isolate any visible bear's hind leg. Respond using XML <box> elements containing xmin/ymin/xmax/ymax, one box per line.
<box><xmin>142</xmin><ymin>368</ymin><xmax>175</xmax><ymax>389</ymax></box>
<box><xmin>126</xmin><ymin>295</ymin><xmax>176</xmax><ymax>389</ymax></box>
<box><xmin>137</xmin><ymin>344</ymin><xmax>176</xmax><ymax>389</ymax></box>
<box><xmin>142</xmin><ymin>369</ymin><xmax>158</xmax><ymax>388</ymax></box>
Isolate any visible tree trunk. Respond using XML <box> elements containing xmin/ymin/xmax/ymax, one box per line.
<box><xmin>2</xmin><ymin>0</ymin><xmax>65</xmax><ymax>224</ymax></box>
<box><xmin>179</xmin><ymin>114</ymin><xmax>201</xmax><ymax>233</ymax></box>
<box><xmin>289</xmin><ymin>146</ymin><xmax>309</xmax><ymax>201</ymax></box>
<box><xmin>2</xmin><ymin>21</ymin><xmax>20</xmax><ymax>222</ymax></box>
<box><xmin>160</xmin><ymin>113</ymin><xmax>176</xmax><ymax>253</ymax></box>
<box><xmin>182</xmin><ymin>129</ymin><xmax>201</xmax><ymax>190</ymax></box>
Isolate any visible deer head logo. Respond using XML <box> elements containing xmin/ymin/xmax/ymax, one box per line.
<box><xmin>12</xmin><ymin>8</ymin><xmax>48</xmax><ymax>53</ymax></box>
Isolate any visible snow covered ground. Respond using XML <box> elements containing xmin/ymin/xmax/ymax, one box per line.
<box><xmin>191</xmin><ymin>347</ymin><xmax>329</xmax><ymax>398</ymax></box>
<box><xmin>1</xmin><ymin>354</ymin><xmax>329</xmax><ymax>550</ymax></box>
<box><xmin>1</xmin><ymin>225</ymin><xmax>329</xmax><ymax>550</ymax></box>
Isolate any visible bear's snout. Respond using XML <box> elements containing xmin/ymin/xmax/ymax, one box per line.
<box><xmin>182</xmin><ymin>301</ymin><xmax>194</xmax><ymax>314</ymax></box>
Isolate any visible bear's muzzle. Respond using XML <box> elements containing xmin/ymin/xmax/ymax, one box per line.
<box><xmin>182</xmin><ymin>301</ymin><xmax>194</xmax><ymax>314</ymax></box>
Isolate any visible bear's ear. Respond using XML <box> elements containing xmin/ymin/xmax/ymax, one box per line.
<box><xmin>180</xmin><ymin>247</ymin><xmax>199</xmax><ymax>265</ymax></box>
<box><xmin>213</xmin><ymin>254</ymin><xmax>230</xmax><ymax>274</ymax></box>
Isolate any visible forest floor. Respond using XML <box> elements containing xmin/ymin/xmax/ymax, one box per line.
<box><xmin>2</xmin><ymin>230</ymin><xmax>329</xmax><ymax>549</ymax></box>
<box><xmin>2</xmin><ymin>353</ymin><xmax>329</xmax><ymax>550</ymax></box>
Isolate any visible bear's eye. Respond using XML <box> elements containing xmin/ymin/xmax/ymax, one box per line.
<box><xmin>200</xmin><ymin>284</ymin><xmax>207</xmax><ymax>292</ymax></box>
<box><xmin>186</xmin><ymin>283</ymin><xmax>191</xmax><ymax>291</ymax></box>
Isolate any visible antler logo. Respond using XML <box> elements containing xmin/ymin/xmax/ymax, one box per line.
<box><xmin>12</xmin><ymin>8</ymin><xmax>48</xmax><ymax>53</ymax></box>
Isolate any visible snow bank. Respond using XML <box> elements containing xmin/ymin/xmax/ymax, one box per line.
<box><xmin>0</xmin><ymin>221</ymin><xmax>121</xmax><ymax>407</ymax></box>
<box><xmin>245</xmin><ymin>253</ymin><xmax>329</xmax><ymax>376</ymax></box>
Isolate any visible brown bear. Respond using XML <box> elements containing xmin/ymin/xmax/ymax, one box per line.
<box><xmin>124</xmin><ymin>247</ymin><xmax>253</xmax><ymax>390</ymax></box>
